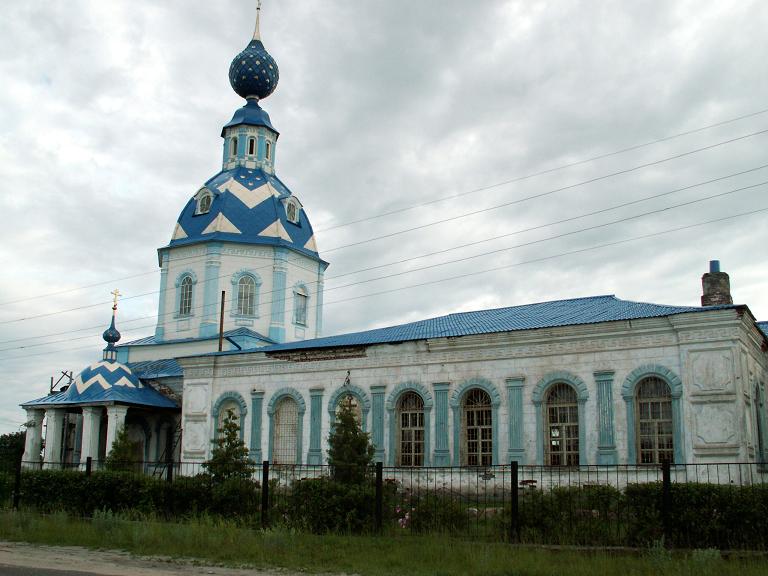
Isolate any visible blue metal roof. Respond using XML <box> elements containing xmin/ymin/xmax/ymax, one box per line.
<box><xmin>214</xmin><ymin>295</ymin><xmax>741</xmax><ymax>354</ymax></box>
<box><xmin>120</xmin><ymin>327</ymin><xmax>273</xmax><ymax>347</ymax></box>
<box><xmin>21</xmin><ymin>361</ymin><xmax>178</xmax><ymax>409</ymax></box>
<box><xmin>758</xmin><ymin>321</ymin><xmax>768</xmax><ymax>339</ymax></box>
<box><xmin>128</xmin><ymin>359</ymin><xmax>183</xmax><ymax>379</ymax></box>
<box><xmin>222</xmin><ymin>99</ymin><xmax>278</xmax><ymax>134</ymax></box>
<box><xmin>165</xmin><ymin>166</ymin><xmax>324</xmax><ymax>263</ymax></box>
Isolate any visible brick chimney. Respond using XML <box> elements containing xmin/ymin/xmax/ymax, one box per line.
<box><xmin>701</xmin><ymin>260</ymin><xmax>733</xmax><ymax>306</ymax></box>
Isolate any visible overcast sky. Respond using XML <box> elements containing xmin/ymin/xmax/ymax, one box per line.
<box><xmin>1</xmin><ymin>0</ymin><xmax>767</xmax><ymax>434</ymax></box>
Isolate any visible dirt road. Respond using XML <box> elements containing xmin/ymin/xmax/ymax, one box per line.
<box><xmin>0</xmin><ymin>541</ymin><xmax>313</xmax><ymax>576</ymax></box>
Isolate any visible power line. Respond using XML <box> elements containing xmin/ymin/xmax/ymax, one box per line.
<box><xmin>315</xmin><ymin>107</ymin><xmax>768</xmax><ymax>233</ymax></box>
<box><xmin>4</xmin><ymin>205</ymin><xmax>765</xmax><ymax>362</ymax></box>
<box><xmin>3</xmin><ymin>108</ymin><xmax>766</xmax><ymax>309</ymax></box>
<box><xmin>323</xmin><ymin>128</ymin><xmax>768</xmax><ymax>252</ymax></box>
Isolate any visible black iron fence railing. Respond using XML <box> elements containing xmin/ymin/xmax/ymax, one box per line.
<box><xmin>4</xmin><ymin>459</ymin><xmax>768</xmax><ymax>549</ymax></box>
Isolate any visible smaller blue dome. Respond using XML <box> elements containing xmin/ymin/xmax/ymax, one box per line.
<box><xmin>102</xmin><ymin>315</ymin><xmax>121</xmax><ymax>344</ymax></box>
<box><xmin>65</xmin><ymin>361</ymin><xmax>143</xmax><ymax>402</ymax></box>
<box><xmin>229</xmin><ymin>39</ymin><xmax>279</xmax><ymax>100</ymax></box>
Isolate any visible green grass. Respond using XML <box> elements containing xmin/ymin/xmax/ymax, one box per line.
<box><xmin>0</xmin><ymin>510</ymin><xmax>766</xmax><ymax>576</ymax></box>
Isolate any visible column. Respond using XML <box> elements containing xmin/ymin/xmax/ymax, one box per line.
<box><xmin>268</xmin><ymin>247</ymin><xmax>288</xmax><ymax>342</ymax></box>
<box><xmin>307</xmin><ymin>388</ymin><xmax>324</xmax><ymax>464</ymax></box>
<box><xmin>250</xmin><ymin>391</ymin><xmax>264</xmax><ymax>462</ymax></box>
<box><xmin>42</xmin><ymin>408</ymin><xmax>66</xmax><ymax>468</ymax></box>
<box><xmin>199</xmin><ymin>243</ymin><xmax>221</xmax><ymax>338</ymax></box>
<box><xmin>506</xmin><ymin>377</ymin><xmax>526</xmax><ymax>464</ymax></box>
<box><xmin>371</xmin><ymin>385</ymin><xmax>386</xmax><ymax>463</ymax></box>
<box><xmin>432</xmin><ymin>383</ymin><xmax>450</xmax><ymax>466</ymax></box>
<box><xmin>21</xmin><ymin>409</ymin><xmax>45</xmax><ymax>467</ymax></box>
<box><xmin>154</xmin><ymin>254</ymin><xmax>169</xmax><ymax>341</ymax></box>
<box><xmin>80</xmin><ymin>407</ymin><xmax>103</xmax><ymax>467</ymax></box>
<box><xmin>105</xmin><ymin>405</ymin><xmax>129</xmax><ymax>456</ymax></box>
<box><xmin>315</xmin><ymin>263</ymin><xmax>325</xmax><ymax>338</ymax></box>
<box><xmin>595</xmin><ymin>371</ymin><xmax>617</xmax><ymax>465</ymax></box>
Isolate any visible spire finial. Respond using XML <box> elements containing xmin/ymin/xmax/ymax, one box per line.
<box><xmin>252</xmin><ymin>0</ymin><xmax>263</xmax><ymax>41</ymax></box>
<box><xmin>102</xmin><ymin>289</ymin><xmax>122</xmax><ymax>361</ymax></box>
<box><xmin>111</xmin><ymin>288</ymin><xmax>121</xmax><ymax>312</ymax></box>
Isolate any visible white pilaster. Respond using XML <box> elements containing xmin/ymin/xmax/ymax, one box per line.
<box><xmin>42</xmin><ymin>408</ymin><xmax>66</xmax><ymax>468</ymax></box>
<box><xmin>80</xmin><ymin>407</ymin><xmax>103</xmax><ymax>466</ymax></box>
<box><xmin>21</xmin><ymin>409</ymin><xmax>45</xmax><ymax>467</ymax></box>
<box><xmin>105</xmin><ymin>405</ymin><xmax>129</xmax><ymax>456</ymax></box>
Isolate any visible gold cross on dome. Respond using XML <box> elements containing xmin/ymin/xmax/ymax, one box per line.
<box><xmin>111</xmin><ymin>288</ymin><xmax>122</xmax><ymax>310</ymax></box>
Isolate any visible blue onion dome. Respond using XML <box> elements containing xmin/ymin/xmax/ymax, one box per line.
<box><xmin>229</xmin><ymin>7</ymin><xmax>279</xmax><ymax>101</ymax></box>
<box><xmin>102</xmin><ymin>312</ymin><xmax>121</xmax><ymax>344</ymax></box>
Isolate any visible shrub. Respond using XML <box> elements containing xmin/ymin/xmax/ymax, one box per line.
<box><xmin>286</xmin><ymin>477</ymin><xmax>376</xmax><ymax>533</ymax></box>
<box><xmin>327</xmin><ymin>399</ymin><xmax>374</xmax><ymax>485</ymax></box>
<box><xmin>400</xmin><ymin>491</ymin><xmax>467</xmax><ymax>533</ymax></box>
<box><xmin>202</xmin><ymin>410</ymin><xmax>255</xmax><ymax>483</ymax></box>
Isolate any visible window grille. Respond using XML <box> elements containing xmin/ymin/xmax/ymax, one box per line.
<box><xmin>179</xmin><ymin>276</ymin><xmax>193</xmax><ymax>316</ymax></box>
<box><xmin>237</xmin><ymin>275</ymin><xmax>256</xmax><ymax>316</ymax></box>
<box><xmin>545</xmin><ymin>383</ymin><xmax>579</xmax><ymax>466</ymax></box>
<box><xmin>635</xmin><ymin>377</ymin><xmax>673</xmax><ymax>464</ymax></box>
<box><xmin>293</xmin><ymin>287</ymin><xmax>308</xmax><ymax>326</ymax></box>
<box><xmin>273</xmin><ymin>397</ymin><xmax>298</xmax><ymax>464</ymax></box>
<box><xmin>336</xmin><ymin>394</ymin><xmax>362</xmax><ymax>424</ymax></box>
<box><xmin>397</xmin><ymin>392</ymin><xmax>424</xmax><ymax>467</ymax></box>
<box><xmin>463</xmin><ymin>388</ymin><xmax>492</xmax><ymax>466</ymax></box>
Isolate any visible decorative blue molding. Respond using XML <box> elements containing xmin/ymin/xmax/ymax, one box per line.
<box><xmin>595</xmin><ymin>371</ymin><xmax>617</xmax><ymax>465</ymax></box>
<box><xmin>268</xmin><ymin>248</ymin><xmax>288</xmax><ymax>342</ymax></box>
<box><xmin>532</xmin><ymin>371</ymin><xmax>589</xmax><ymax>466</ymax></box>
<box><xmin>432</xmin><ymin>383</ymin><xmax>451</xmax><ymax>466</ymax></box>
<box><xmin>212</xmin><ymin>391</ymin><xmax>248</xmax><ymax>440</ymax></box>
<box><xmin>173</xmin><ymin>269</ymin><xmax>198</xmax><ymax>319</ymax></box>
<box><xmin>621</xmin><ymin>365</ymin><xmax>684</xmax><ymax>464</ymax></box>
<box><xmin>506</xmin><ymin>377</ymin><xmax>526</xmax><ymax>464</ymax></box>
<box><xmin>327</xmin><ymin>384</ymin><xmax>371</xmax><ymax>432</ymax></box>
<box><xmin>230</xmin><ymin>269</ymin><xmax>262</xmax><ymax>318</ymax></box>
<box><xmin>450</xmin><ymin>378</ymin><xmax>501</xmax><ymax>466</ymax></box>
<box><xmin>385</xmin><ymin>382</ymin><xmax>434</xmax><ymax>466</ymax></box>
<box><xmin>267</xmin><ymin>388</ymin><xmax>306</xmax><ymax>465</ymax></box>
<box><xmin>308</xmin><ymin>388</ymin><xmax>324</xmax><ymax>465</ymax></box>
<box><xmin>371</xmin><ymin>385</ymin><xmax>386</xmax><ymax>463</ymax></box>
<box><xmin>250</xmin><ymin>391</ymin><xmax>264</xmax><ymax>462</ymax></box>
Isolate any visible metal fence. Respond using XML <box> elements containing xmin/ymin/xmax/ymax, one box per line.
<box><xmin>7</xmin><ymin>459</ymin><xmax>768</xmax><ymax>549</ymax></box>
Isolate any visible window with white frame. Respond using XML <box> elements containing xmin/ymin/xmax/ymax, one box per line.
<box><xmin>196</xmin><ymin>191</ymin><xmax>212</xmax><ymax>215</ymax></box>
<box><xmin>179</xmin><ymin>276</ymin><xmax>193</xmax><ymax>316</ymax></box>
<box><xmin>248</xmin><ymin>137</ymin><xmax>256</xmax><ymax>156</ymax></box>
<box><xmin>463</xmin><ymin>388</ymin><xmax>492</xmax><ymax>466</ymax></box>
<box><xmin>397</xmin><ymin>392</ymin><xmax>424</xmax><ymax>467</ymax></box>
<box><xmin>265</xmin><ymin>140</ymin><xmax>272</xmax><ymax>160</ymax></box>
<box><xmin>236</xmin><ymin>275</ymin><xmax>257</xmax><ymax>316</ymax></box>
<box><xmin>635</xmin><ymin>377</ymin><xmax>673</xmax><ymax>464</ymax></box>
<box><xmin>293</xmin><ymin>285</ymin><xmax>308</xmax><ymax>326</ymax></box>
<box><xmin>230</xmin><ymin>136</ymin><xmax>238</xmax><ymax>157</ymax></box>
<box><xmin>286</xmin><ymin>201</ymin><xmax>298</xmax><ymax>223</ymax></box>
<box><xmin>545</xmin><ymin>383</ymin><xmax>579</xmax><ymax>466</ymax></box>
<box><xmin>273</xmin><ymin>397</ymin><xmax>298</xmax><ymax>464</ymax></box>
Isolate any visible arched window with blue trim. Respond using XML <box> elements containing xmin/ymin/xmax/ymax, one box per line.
<box><xmin>237</xmin><ymin>276</ymin><xmax>256</xmax><ymax>316</ymax></box>
<box><xmin>463</xmin><ymin>389</ymin><xmax>493</xmax><ymax>467</ymax></box>
<box><xmin>397</xmin><ymin>392</ymin><xmax>424</xmax><ymax>467</ymax></box>
<box><xmin>635</xmin><ymin>377</ymin><xmax>674</xmax><ymax>464</ymax></box>
<box><xmin>544</xmin><ymin>383</ymin><xmax>579</xmax><ymax>466</ymax></box>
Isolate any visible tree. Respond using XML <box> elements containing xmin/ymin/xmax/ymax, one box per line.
<box><xmin>203</xmin><ymin>409</ymin><xmax>255</xmax><ymax>482</ymax></box>
<box><xmin>327</xmin><ymin>398</ymin><xmax>375</xmax><ymax>484</ymax></box>
<box><xmin>0</xmin><ymin>432</ymin><xmax>24</xmax><ymax>472</ymax></box>
<box><xmin>104</xmin><ymin>425</ymin><xmax>137</xmax><ymax>471</ymax></box>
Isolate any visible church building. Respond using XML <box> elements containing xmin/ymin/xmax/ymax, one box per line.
<box><xmin>20</xmin><ymin>5</ymin><xmax>768</xmax><ymax>471</ymax></box>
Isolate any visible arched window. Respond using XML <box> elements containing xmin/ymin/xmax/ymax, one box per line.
<box><xmin>248</xmin><ymin>137</ymin><xmax>256</xmax><ymax>156</ymax></box>
<box><xmin>230</xmin><ymin>137</ymin><xmax>238</xmax><ymax>157</ymax></box>
<box><xmin>197</xmin><ymin>193</ymin><xmax>212</xmax><ymax>214</ymax></box>
<box><xmin>273</xmin><ymin>397</ymin><xmax>298</xmax><ymax>465</ymax></box>
<box><xmin>286</xmin><ymin>202</ymin><xmax>298</xmax><ymax>223</ymax></box>
<box><xmin>265</xmin><ymin>140</ymin><xmax>272</xmax><ymax>160</ymax></box>
<box><xmin>336</xmin><ymin>394</ymin><xmax>362</xmax><ymax>425</ymax></box>
<box><xmin>216</xmin><ymin>401</ymin><xmax>240</xmax><ymax>438</ymax></box>
<box><xmin>397</xmin><ymin>392</ymin><xmax>424</xmax><ymax>467</ymax></box>
<box><xmin>545</xmin><ymin>383</ymin><xmax>579</xmax><ymax>466</ymax></box>
<box><xmin>179</xmin><ymin>276</ymin><xmax>193</xmax><ymax>316</ymax></box>
<box><xmin>463</xmin><ymin>388</ymin><xmax>492</xmax><ymax>466</ymax></box>
<box><xmin>293</xmin><ymin>285</ymin><xmax>308</xmax><ymax>326</ymax></box>
<box><xmin>237</xmin><ymin>275</ymin><xmax>256</xmax><ymax>316</ymax></box>
<box><xmin>635</xmin><ymin>377</ymin><xmax>673</xmax><ymax>464</ymax></box>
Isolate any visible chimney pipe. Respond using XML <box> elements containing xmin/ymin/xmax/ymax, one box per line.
<box><xmin>701</xmin><ymin>260</ymin><xmax>733</xmax><ymax>306</ymax></box>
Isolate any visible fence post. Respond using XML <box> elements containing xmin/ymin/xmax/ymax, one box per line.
<box><xmin>661</xmin><ymin>460</ymin><xmax>671</xmax><ymax>546</ymax></box>
<box><xmin>85</xmin><ymin>456</ymin><xmax>92</xmax><ymax>476</ymax></box>
<box><xmin>510</xmin><ymin>461</ymin><xmax>519</xmax><ymax>542</ymax></box>
<box><xmin>261</xmin><ymin>460</ymin><xmax>270</xmax><ymax>529</ymax></box>
<box><xmin>375</xmin><ymin>462</ymin><xmax>383</xmax><ymax>533</ymax></box>
<box><xmin>12</xmin><ymin>457</ymin><xmax>22</xmax><ymax>510</ymax></box>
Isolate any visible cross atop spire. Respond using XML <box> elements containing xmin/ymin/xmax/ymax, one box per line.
<box><xmin>252</xmin><ymin>0</ymin><xmax>263</xmax><ymax>41</ymax></box>
<box><xmin>111</xmin><ymin>288</ymin><xmax>121</xmax><ymax>311</ymax></box>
